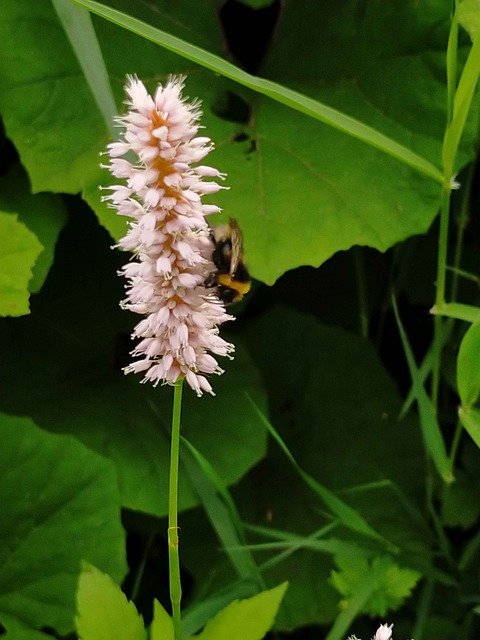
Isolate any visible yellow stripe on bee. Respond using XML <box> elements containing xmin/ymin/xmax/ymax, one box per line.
<box><xmin>217</xmin><ymin>274</ymin><xmax>251</xmax><ymax>298</ymax></box>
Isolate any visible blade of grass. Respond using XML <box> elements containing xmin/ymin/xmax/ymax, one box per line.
<box><xmin>337</xmin><ymin>478</ymin><xmax>451</xmax><ymax>583</ymax></box>
<box><xmin>130</xmin><ymin>531</ymin><xmax>155</xmax><ymax>601</ymax></box>
<box><xmin>431</xmin><ymin>301</ymin><xmax>480</xmax><ymax>323</ymax></box>
<box><xmin>403</xmin><ymin>161</ymin><xmax>476</xmax><ymax>415</ymax></box>
<box><xmin>71</xmin><ymin>0</ymin><xmax>443</xmax><ymax>184</ymax></box>
<box><xmin>183</xmin><ymin>528</ymin><xmax>345</xmax><ymax>636</ymax></box>
<box><xmin>412</xmin><ymin>576</ymin><xmax>434</xmax><ymax>640</ymax></box>
<box><xmin>403</xmin><ymin>263</ymin><xmax>479</xmax><ymax>419</ymax></box>
<box><xmin>338</xmin><ymin>479</ymin><xmax>433</xmax><ymax>540</ymax></box>
<box><xmin>400</xmin><ymin>171</ymin><xmax>471</xmax><ymax>418</ymax></box>
<box><xmin>53</xmin><ymin>0</ymin><xmax>117</xmax><ymax>135</ymax></box>
<box><xmin>247</xmin><ymin>523</ymin><xmax>348</xmax><ymax>574</ymax></box>
<box><xmin>450</xmin><ymin>162</ymin><xmax>477</xmax><ymax>301</ymax></box>
<box><xmin>447</xmin><ymin>265</ymin><xmax>480</xmax><ymax>286</ymax></box>
<box><xmin>432</xmin><ymin>2</ymin><xmax>472</xmax><ymax>409</ymax></box>
<box><xmin>442</xmin><ymin>27</ymin><xmax>480</xmax><ymax>171</ymax></box>
<box><xmin>180</xmin><ymin>436</ymin><xmax>265</xmax><ymax>589</ymax></box>
<box><xmin>228</xmin><ymin>538</ymin><xmax>375</xmax><ymax>558</ymax></box>
<box><xmin>245</xmin><ymin>393</ymin><xmax>397</xmax><ymax>552</ymax></box>
<box><xmin>244</xmin><ymin>521</ymin><xmax>338</xmax><ymax>542</ymax></box>
<box><xmin>446</xmin><ymin>2</ymin><xmax>459</xmax><ymax>125</ymax></box>
<box><xmin>392</xmin><ymin>296</ymin><xmax>453</xmax><ymax>483</ymax></box>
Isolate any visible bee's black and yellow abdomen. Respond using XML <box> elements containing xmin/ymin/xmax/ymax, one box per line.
<box><xmin>217</xmin><ymin>273</ymin><xmax>251</xmax><ymax>303</ymax></box>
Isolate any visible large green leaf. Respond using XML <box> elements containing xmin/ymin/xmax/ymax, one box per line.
<box><xmin>75</xmin><ymin>564</ymin><xmax>145</xmax><ymax>640</ymax></box>
<box><xmin>0</xmin><ymin>414</ymin><xmax>126</xmax><ymax>638</ymax></box>
<box><xmin>457</xmin><ymin>321</ymin><xmax>480</xmax><ymax>407</ymax></box>
<box><xmin>0</xmin><ymin>210</ymin><xmax>43</xmax><ymax>316</ymax></box>
<box><xmin>459</xmin><ymin>406</ymin><xmax>480</xmax><ymax>450</ymax></box>
<box><xmin>150</xmin><ymin>601</ymin><xmax>174</xmax><ymax>640</ymax></box>
<box><xmin>196</xmin><ymin>582</ymin><xmax>288</xmax><ymax>640</ymax></box>
<box><xmin>0</xmin><ymin>0</ymin><xmax>108</xmax><ymax>192</ymax></box>
<box><xmin>458</xmin><ymin>0</ymin><xmax>480</xmax><ymax>40</ymax></box>
<box><xmin>181</xmin><ymin>307</ymin><xmax>432</xmax><ymax>630</ymax></box>
<box><xmin>0</xmin><ymin>165</ymin><xmax>66</xmax><ymax>294</ymax></box>
<box><xmin>150</xmin><ymin>585</ymin><xmax>287</xmax><ymax>640</ymax></box>
<box><xmin>0</xmin><ymin>0</ymin><xmax>475</xmax><ymax>285</ymax></box>
<box><xmin>0</xmin><ymin>208</ymin><xmax>267</xmax><ymax>516</ymax></box>
<box><xmin>216</xmin><ymin>0</ymin><xmax>471</xmax><ymax>283</ymax></box>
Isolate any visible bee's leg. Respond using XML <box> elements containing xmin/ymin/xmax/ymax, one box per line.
<box><xmin>205</xmin><ymin>272</ymin><xmax>217</xmax><ymax>288</ymax></box>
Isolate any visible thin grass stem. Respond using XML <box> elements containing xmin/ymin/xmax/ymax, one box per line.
<box><xmin>450</xmin><ymin>162</ymin><xmax>475</xmax><ymax>302</ymax></box>
<box><xmin>52</xmin><ymin>0</ymin><xmax>117</xmax><ymax>136</ymax></box>
<box><xmin>431</xmin><ymin>1</ymin><xmax>460</xmax><ymax>407</ymax></box>
<box><xmin>412</xmin><ymin>576</ymin><xmax>434</xmax><ymax>640</ymax></box>
<box><xmin>168</xmin><ymin>378</ymin><xmax>184</xmax><ymax>640</ymax></box>
<box><xmin>431</xmin><ymin>183</ymin><xmax>452</xmax><ymax>408</ymax></box>
<box><xmin>130</xmin><ymin>531</ymin><xmax>155</xmax><ymax>602</ymax></box>
<box><xmin>448</xmin><ymin>418</ymin><xmax>463</xmax><ymax>469</ymax></box>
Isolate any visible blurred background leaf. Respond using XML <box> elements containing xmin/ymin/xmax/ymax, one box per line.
<box><xmin>0</xmin><ymin>414</ymin><xmax>126</xmax><ymax>638</ymax></box>
<box><xmin>0</xmin><ymin>166</ymin><xmax>66</xmax><ymax>295</ymax></box>
<box><xmin>0</xmin><ymin>211</ymin><xmax>42</xmax><ymax>316</ymax></box>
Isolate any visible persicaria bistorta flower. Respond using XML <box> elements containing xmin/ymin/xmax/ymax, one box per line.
<box><xmin>102</xmin><ymin>75</ymin><xmax>235</xmax><ymax>396</ymax></box>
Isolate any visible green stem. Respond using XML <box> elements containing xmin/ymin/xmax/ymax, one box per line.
<box><xmin>445</xmin><ymin>164</ymin><xmax>475</xmax><ymax>464</ymax></box>
<box><xmin>446</xmin><ymin>0</ymin><xmax>458</xmax><ymax>125</ymax></box>
<box><xmin>169</xmin><ymin>378</ymin><xmax>184</xmax><ymax>640</ymax></box>
<box><xmin>435</xmin><ymin>183</ymin><xmax>453</xmax><ymax>310</ymax></box>
<box><xmin>449</xmin><ymin>419</ymin><xmax>463</xmax><ymax>467</ymax></box>
<box><xmin>412</xmin><ymin>575</ymin><xmax>434</xmax><ymax>640</ymax></box>
<box><xmin>431</xmin><ymin>182</ymin><xmax>452</xmax><ymax>408</ymax></box>
<box><xmin>425</xmin><ymin>468</ymin><xmax>453</xmax><ymax>568</ymax></box>
<box><xmin>431</xmin><ymin>1</ymin><xmax>458</xmax><ymax>407</ymax></box>
<box><xmin>450</xmin><ymin>162</ymin><xmax>474</xmax><ymax>303</ymax></box>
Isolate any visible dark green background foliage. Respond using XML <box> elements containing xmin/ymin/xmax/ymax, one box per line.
<box><xmin>1</xmin><ymin>0</ymin><xmax>480</xmax><ymax>638</ymax></box>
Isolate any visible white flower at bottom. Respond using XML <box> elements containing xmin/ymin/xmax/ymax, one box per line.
<box><xmin>374</xmin><ymin>624</ymin><xmax>393</xmax><ymax>640</ymax></box>
<box><xmin>103</xmin><ymin>75</ymin><xmax>234</xmax><ymax>396</ymax></box>
<box><xmin>347</xmin><ymin>623</ymin><xmax>397</xmax><ymax>640</ymax></box>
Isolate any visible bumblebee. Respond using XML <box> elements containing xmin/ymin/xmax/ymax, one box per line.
<box><xmin>207</xmin><ymin>218</ymin><xmax>251</xmax><ymax>304</ymax></box>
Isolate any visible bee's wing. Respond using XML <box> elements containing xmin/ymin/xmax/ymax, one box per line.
<box><xmin>228</xmin><ymin>218</ymin><xmax>244</xmax><ymax>276</ymax></box>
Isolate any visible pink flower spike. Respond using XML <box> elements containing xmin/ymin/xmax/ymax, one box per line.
<box><xmin>104</xmin><ymin>75</ymin><xmax>235</xmax><ymax>396</ymax></box>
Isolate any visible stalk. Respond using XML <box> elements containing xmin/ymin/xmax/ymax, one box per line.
<box><xmin>168</xmin><ymin>378</ymin><xmax>184</xmax><ymax>640</ymax></box>
<box><xmin>431</xmin><ymin>182</ymin><xmax>452</xmax><ymax>407</ymax></box>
